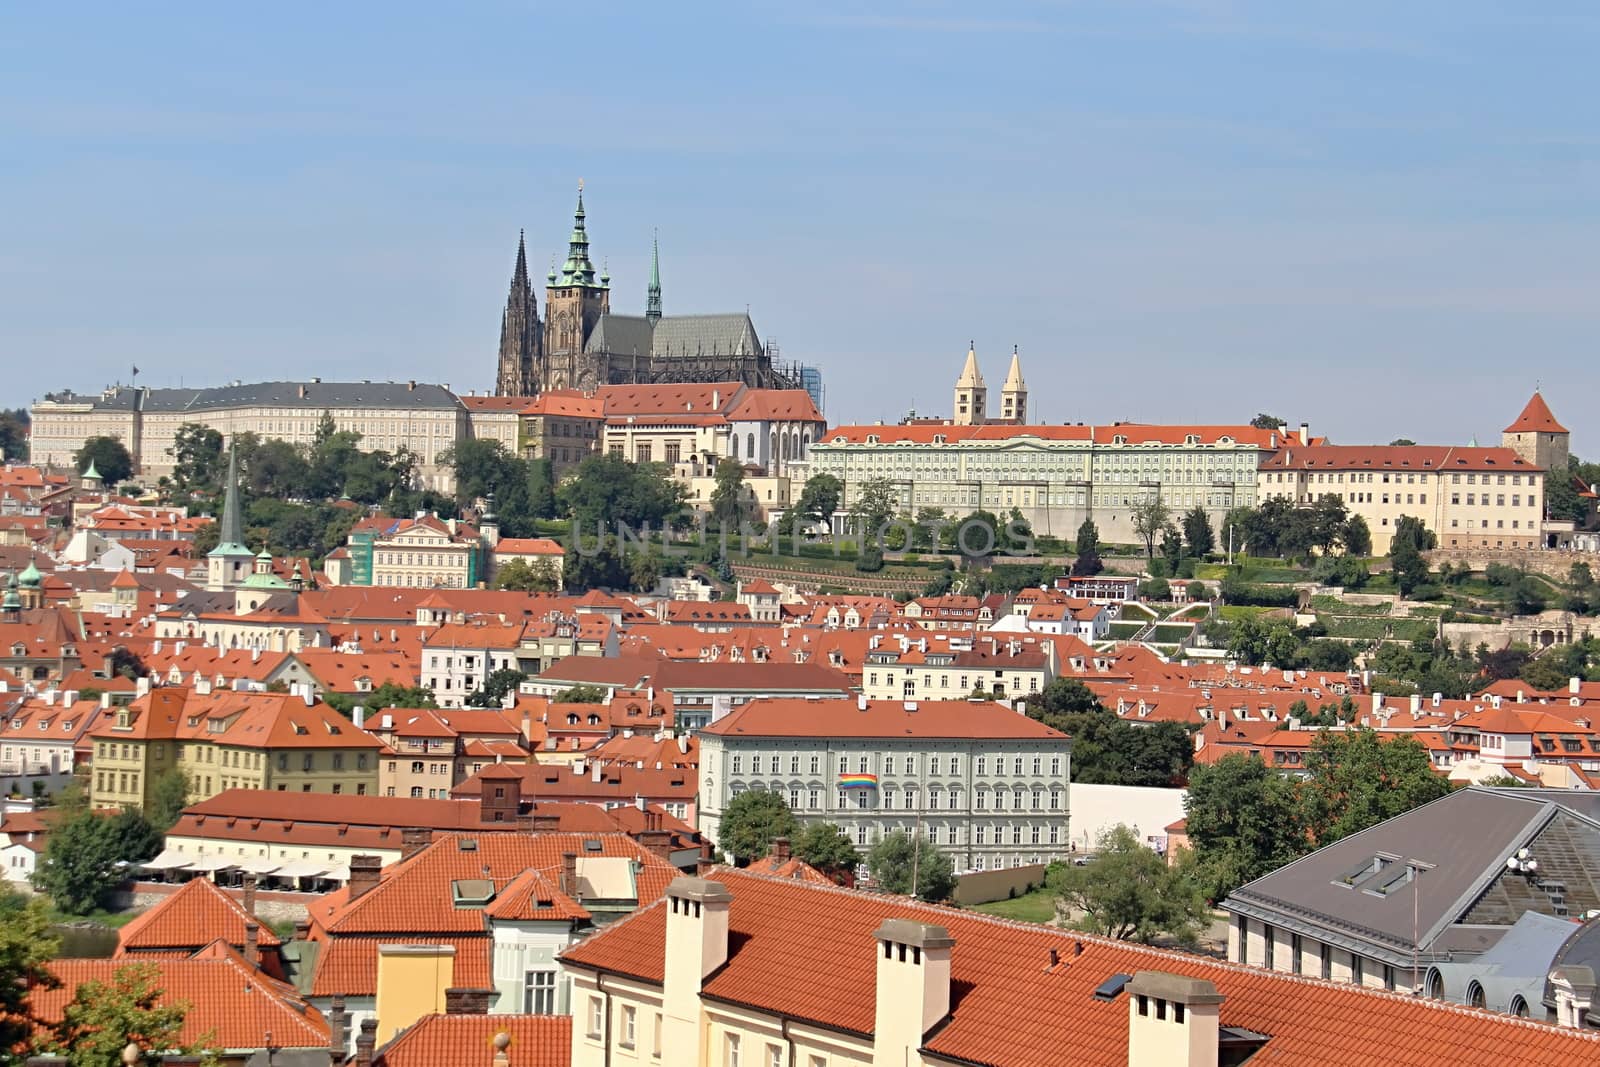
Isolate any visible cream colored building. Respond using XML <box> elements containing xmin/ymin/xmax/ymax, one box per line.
<box><xmin>1257</xmin><ymin>444</ymin><xmax>1544</xmax><ymax>554</ymax></box>
<box><xmin>31</xmin><ymin>380</ymin><xmax>469</xmax><ymax>490</ymax></box>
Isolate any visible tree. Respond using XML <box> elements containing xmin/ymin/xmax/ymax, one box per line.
<box><xmin>526</xmin><ymin>458</ymin><xmax>558</xmax><ymax>521</ymax></box>
<box><xmin>718</xmin><ymin>790</ymin><xmax>799</xmax><ymax>866</ymax></box>
<box><xmin>1342</xmin><ymin>515</ymin><xmax>1372</xmax><ymax>557</ymax></box>
<box><xmin>1131</xmin><ymin>499</ymin><xmax>1172</xmax><ymax>559</ymax></box>
<box><xmin>243</xmin><ymin>437</ymin><xmax>310</xmax><ymax>498</ymax></box>
<box><xmin>709</xmin><ymin>459</ymin><xmax>750</xmax><ymax>528</ymax></box>
<box><xmin>1071</xmin><ymin>518</ymin><xmax>1104</xmax><ymax>576</ymax></box>
<box><xmin>557</xmin><ymin>453</ymin><xmax>686</xmax><ymax>530</ymax></box>
<box><xmin>853</xmin><ymin>479</ymin><xmax>898</xmax><ymax>544</ymax></box>
<box><xmin>552</xmin><ymin>685</ymin><xmax>608</xmax><ymax>704</ymax></box>
<box><xmin>791</xmin><ymin>473</ymin><xmax>843</xmax><ymax>536</ymax></box>
<box><xmin>1184</xmin><ymin>754</ymin><xmax>1306</xmax><ymax>900</ymax></box>
<box><xmin>466</xmin><ymin>668</ymin><xmax>527</xmax><ymax>708</ymax></box>
<box><xmin>146</xmin><ymin>769</ymin><xmax>190</xmax><ymax>833</ymax></box>
<box><xmin>792</xmin><ymin>822</ymin><xmax>859</xmax><ymax>883</ymax></box>
<box><xmin>1389</xmin><ymin>515</ymin><xmax>1433</xmax><ymax>598</ymax></box>
<box><xmin>34</xmin><ymin>809</ymin><xmax>161</xmax><ymax>914</ymax></box>
<box><xmin>867</xmin><ymin>830</ymin><xmax>956</xmax><ymax>901</ymax></box>
<box><xmin>0</xmin><ymin>898</ymin><xmax>60</xmax><ymax>1053</ymax></box>
<box><xmin>167</xmin><ymin>423</ymin><xmax>227</xmax><ymax>495</ymax></box>
<box><xmin>1389</xmin><ymin>438</ymin><xmax>1417</xmax><ymax>447</ymax></box>
<box><xmin>1297</xmin><ymin>730</ymin><xmax>1451</xmax><ymax>849</ymax></box>
<box><xmin>1181</xmin><ymin>507</ymin><xmax>1215</xmax><ymax>558</ymax></box>
<box><xmin>0</xmin><ymin>409</ymin><xmax>29</xmax><ymax>462</ymax></box>
<box><xmin>324</xmin><ymin>682</ymin><xmax>437</xmax><ymax>715</ymax></box>
<box><xmin>952</xmin><ymin>510</ymin><xmax>1001</xmax><ymax>559</ymax></box>
<box><xmin>38</xmin><ymin>961</ymin><xmax>215</xmax><ymax>1066</ymax></box>
<box><xmin>75</xmin><ymin>436</ymin><xmax>134</xmax><ymax>487</ymax></box>
<box><xmin>1250</xmin><ymin>414</ymin><xmax>1287</xmax><ymax>430</ymax></box>
<box><xmin>1050</xmin><ymin>825</ymin><xmax>1209</xmax><ymax>944</ymax></box>
<box><xmin>493</xmin><ymin>557</ymin><xmax>561</xmax><ymax>593</ymax></box>
<box><xmin>1026</xmin><ymin>682</ymin><xmax>1193</xmax><ymax>788</ymax></box>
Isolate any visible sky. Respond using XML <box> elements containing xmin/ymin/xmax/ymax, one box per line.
<box><xmin>2</xmin><ymin>1</ymin><xmax>1596</xmax><ymax>456</ymax></box>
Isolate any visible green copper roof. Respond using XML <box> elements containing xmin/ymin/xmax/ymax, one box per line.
<box><xmin>82</xmin><ymin>459</ymin><xmax>101</xmax><ymax>481</ymax></box>
<box><xmin>209</xmin><ymin>442</ymin><xmax>252</xmax><ymax>559</ymax></box>
<box><xmin>240</xmin><ymin>570</ymin><xmax>290</xmax><ymax>590</ymax></box>
<box><xmin>557</xmin><ymin>185</ymin><xmax>601</xmax><ymax>289</ymax></box>
<box><xmin>1</xmin><ymin>573</ymin><xmax>18</xmax><ymax>612</ymax></box>
<box><xmin>18</xmin><ymin>561</ymin><xmax>42</xmax><ymax>588</ymax></box>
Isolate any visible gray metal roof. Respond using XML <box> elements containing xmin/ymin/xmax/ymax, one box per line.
<box><xmin>585</xmin><ymin>313</ymin><xmax>764</xmax><ymax>360</ymax></box>
<box><xmin>63</xmin><ymin>382</ymin><xmax>464</xmax><ymax>413</ymax></box>
<box><xmin>1223</xmin><ymin>788</ymin><xmax>1600</xmax><ymax>962</ymax></box>
<box><xmin>1428</xmin><ymin>911</ymin><xmax>1575</xmax><ymax>1012</ymax></box>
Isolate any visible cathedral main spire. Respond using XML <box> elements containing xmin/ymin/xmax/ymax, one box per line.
<box><xmin>558</xmin><ymin>182</ymin><xmax>599</xmax><ymax>287</ymax></box>
<box><xmin>646</xmin><ymin>231</ymin><xmax>663</xmax><ymax>324</ymax></box>
<box><xmin>495</xmin><ymin>229</ymin><xmax>542</xmax><ymax>396</ymax></box>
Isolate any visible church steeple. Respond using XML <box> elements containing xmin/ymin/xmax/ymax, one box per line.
<box><xmin>206</xmin><ymin>441</ymin><xmax>254</xmax><ymax>592</ymax></box>
<box><xmin>1001</xmin><ymin>345</ymin><xmax>1028</xmax><ymax>424</ymax></box>
<box><xmin>953</xmin><ymin>343</ymin><xmax>988</xmax><ymax>426</ymax></box>
<box><xmin>558</xmin><ymin>183</ymin><xmax>600</xmax><ymax>288</ymax></box>
<box><xmin>646</xmin><ymin>232</ymin><xmax>663</xmax><ymax>324</ymax></box>
<box><xmin>495</xmin><ymin>229</ymin><xmax>542</xmax><ymax>397</ymax></box>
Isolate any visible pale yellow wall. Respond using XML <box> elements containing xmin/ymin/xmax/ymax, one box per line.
<box><xmin>861</xmin><ymin>665</ymin><xmax>1048</xmax><ymax>700</ymax></box>
<box><xmin>376</xmin><ymin>945</ymin><xmax>454</xmax><ymax>1043</ymax></box>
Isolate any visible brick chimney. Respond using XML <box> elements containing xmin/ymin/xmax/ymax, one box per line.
<box><xmin>871</xmin><ymin>919</ymin><xmax>954</xmax><ymax>1065</ymax></box>
<box><xmin>327</xmin><ymin>995</ymin><xmax>348</xmax><ymax>1056</ymax></box>
<box><xmin>444</xmin><ymin>987</ymin><xmax>493</xmax><ymax>1015</ymax></box>
<box><xmin>243</xmin><ymin>921</ymin><xmax>260</xmax><ymax>969</ymax></box>
<box><xmin>662</xmin><ymin>877</ymin><xmax>734</xmax><ymax>1055</ymax></box>
<box><xmin>401</xmin><ymin>827</ymin><xmax>431</xmax><ymax>860</ymax></box>
<box><xmin>640</xmin><ymin>828</ymin><xmax>675</xmax><ymax>860</ymax></box>
<box><xmin>241</xmin><ymin>873</ymin><xmax>257</xmax><ymax>917</ymax></box>
<box><xmin>354</xmin><ymin>1018</ymin><xmax>377</xmax><ymax>1067</ymax></box>
<box><xmin>293</xmin><ymin>920</ymin><xmax>310</xmax><ymax>942</ymax></box>
<box><xmin>1125</xmin><ymin>971</ymin><xmax>1225</xmax><ymax>1067</ymax></box>
<box><xmin>531</xmin><ymin>811</ymin><xmax>562</xmax><ymax>831</ymax></box>
<box><xmin>770</xmin><ymin>837</ymin><xmax>791</xmax><ymax>862</ymax></box>
<box><xmin>347</xmin><ymin>854</ymin><xmax>382</xmax><ymax>902</ymax></box>
<box><xmin>561</xmin><ymin>852</ymin><xmax>579</xmax><ymax>898</ymax></box>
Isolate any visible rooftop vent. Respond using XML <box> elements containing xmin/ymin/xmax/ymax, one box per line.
<box><xmin>1092</xmin><ymin>973</ymin><xmax>1134</xmax><ymax>1001</ymax></box>
<box><xmin>451</xmin><ymin>878</ymin><xmax>496</xmax><ymax>908</ymax></box>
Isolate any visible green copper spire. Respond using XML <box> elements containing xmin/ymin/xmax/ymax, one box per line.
<box><xmin>17</xmin><ymin>561</ymin><xmax>40</xmax><ymax>589</ymax></box>
<box><xmin>646</xmin><ymin>231</ymin><xmax>662</xmax><ymax>325</ymax></box>
<box><xmin>82</xmin><ymin>458</ymin><xmax>102</xmax><ymax>482</ymax></box>
<box><xmin>209</xmin><ymin>441</ymin><xmax>250</xmax><ymax>559</ymax></box>
<box><xmin>558</xmin><ymin>181</ymin><xmax>599</xmax><ymax>288</ymax></box>
<box><xmin>1</xmin><ymin>572</ymin><xmax>19</xmax><ymax>614</ymax></box>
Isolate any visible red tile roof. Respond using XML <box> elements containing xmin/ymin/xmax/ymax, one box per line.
<box><xmin>494</xmin><ymin>537</ymin><xmax>565</xmax><ymax>556</ymax></box>
<box><xmin>1260</xmin><ymin>444</ymin><xmax>1540</xmax><ymax>473</ymax></box>
<box><xmin>1504</xmin><ymin>391</ymin><xmax>1568</xmax><ymax>434</ymax></box>
<box><xmin>372</xmin><ymin>1013</ymin><xmax>571</xmax><ymax>1067</ymax></box>
<box><xmin>116</xmin><ymin>877</ymin><xmax>281</xmax><ymax>955</ymax></box>
<box><xmin>561</xmin><ymin>868</ymin><xmax>1600</xmax><ymax>1067</ymax></box>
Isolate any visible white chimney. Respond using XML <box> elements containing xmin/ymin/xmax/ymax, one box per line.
<box><xmin>1573</xmin><ymin>677</ymin><xmax>1584</xmax><ymax>696</ymax></box>
<box><xmin>1126</xmin><ymin>971</ymin><xmax>1224</xmax><ymax>1067</ymax></box>
<box><xmin>1409</xmin><ymin>694</ymin><xmax>1422</xmax><ymax>715</ymax></box>
<box><xmin>871</xmin><ymin>920</ymin><xmax>954</xmax><ymax>1066</ymax></box>
<box><xmin>1371</xmin><ymin>692</ymin><xmax>1384</xmax><ymax>714</ymax></box>
<box><xmin>661</xmin><ymin>878</ymin><xmax>733</xmax><ymax>1052</ymax></box>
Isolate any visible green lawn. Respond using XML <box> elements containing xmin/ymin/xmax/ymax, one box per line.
<box><xmin>971</xmin><ymin>888</ymin><xmax>1057</xmax><ymax>924</ymax></box>
<box><xmin>1108</xmin><ymin>621</ymin><xmax>1147</xmax><ymax>640</ymax></box>
<box><xmin>1148</xmin><ymin>624</ymin><xmax>1193</xmax><ymax>643</ymax></box>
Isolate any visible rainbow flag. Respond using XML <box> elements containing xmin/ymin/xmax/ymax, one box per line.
<box><xmin>838</xmin><ymin>773</ymin><xmax>878</xmax><ymax>789</ymax></box>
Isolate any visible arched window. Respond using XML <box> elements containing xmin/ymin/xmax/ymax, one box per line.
<box><xmin>1509</xmin><ymin>994</ymin><xmax>1528</xmax><ymax>1017</ymax></box>
<box><xmin>1466</xmin><ymin>981</ymin><xmax>1485</xmax><ymax>1008</ymax></box>
<box><xmin>730</xmin><ymin>435</ymin><xmax>739</xmax><ymax>459</ymax></box>
<box><xmin>747</xmin><ymin>432</ymin><xmax>756</xmax><ymax>457</ymax></box>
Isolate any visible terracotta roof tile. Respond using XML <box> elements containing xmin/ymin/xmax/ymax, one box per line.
<box><xmin>372</xmin><ymin>1013</ymin><xmax>571</xmax><ymax>1067</ymax></box>
<box><xmin>116</xmin><ymin>877</ymin><xmax>282</xmax><ymax>954</ymax></box>
<box><xmin>1504</xmin><ymin>391</ymin><xmax>1568</xmax><ymax>434</ymax></box>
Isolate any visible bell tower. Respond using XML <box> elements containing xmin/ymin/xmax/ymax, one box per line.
<box><xmin>1000</xmin><ymin>345</ymin><xmax>1028</xmax><ymax>424</ymax></box>
<box><xmin>543</xmin><ymin>182</ymin><xmax>611</xmax><ymax>391</ymax></box>
<box><xmin>953</xmin><ymin>343</ymin><xmax>987</xmax><ymax>426</ymax></box>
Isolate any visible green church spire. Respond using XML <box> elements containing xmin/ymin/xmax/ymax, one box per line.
<box><xmin>646</xmin><ymin>231</ymin><xmax>662</xmax><ymax>324</ymax></box>
<box><xmin>209</xmin><ymin>441</ymin><xmax>250</xmax><ymax>559</ymax></box>
<box><xmin>558</xmin><ymin>181</ymin><xmax>599</xmax><ymax>288</ymax></box>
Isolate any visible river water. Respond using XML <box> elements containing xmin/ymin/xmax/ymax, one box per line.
<box><xmin>52</xmin><ymin>924</ymin><xmax>119</xmax><ymax>958</ymax></box>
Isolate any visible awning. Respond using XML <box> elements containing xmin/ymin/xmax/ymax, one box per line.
<box><xmin>185</xmin><ymin>855</ymin><xmax>238</xmax><ymax>873</ymax></box>
<box><xmin>321</xmin><ymin>862</ymin><xmax>351</xmax><ymax>882</ymax></box>
<box><xmin>140</xmin><ymin>848</ymin><xmax>194</xmax><ymax>871</ymax></box>
<box><xmin>233</xmin><ymin>856</ymin><xmax>282</xmax><ymax>875</ymax></box>
<box><xmin>271</xmin><ymin>859</ymin><xmax>329</xmax><ymax>879</ymax></box>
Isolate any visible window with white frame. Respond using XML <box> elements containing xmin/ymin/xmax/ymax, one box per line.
<box><xmin>524</xmin><ymin>969</ymin><xmax>557</xmax><ymax>1014</ymax></box>
<box><xmin>587</xmin><ymin>996</ymin><xmax>603</xmax><ymax>1038</ymax></box>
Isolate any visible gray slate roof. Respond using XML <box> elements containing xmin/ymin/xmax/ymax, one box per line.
<box><xmin>65</xmin><ymin>382</ymin><xmax>463</xmax><ymax>413</ymax></box>
<box><xmin>585</xmin><ymin>313</ymin><xmax>764</xmax><ymax>360</ymax></box>
<box><xmin>1224</xmin><ymin>787</ymin><xmax>1600</xmax><ymax>964</ymax></box>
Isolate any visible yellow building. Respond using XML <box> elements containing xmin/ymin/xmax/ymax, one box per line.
<box><xmin>1257</xmin><ymin>444</ymin><xmax>1544</xmax><ymax>554</ymax></box>
<box><xmin>87</xmin><ymin>683</ymin><xmax>381</xmax><ymax>810</ymax></box>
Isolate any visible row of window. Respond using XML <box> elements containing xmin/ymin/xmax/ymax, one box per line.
<box><xmin>726</xmin><ymin>753</ymin><xmax>1065</xmax><ymax>778</ymax></box>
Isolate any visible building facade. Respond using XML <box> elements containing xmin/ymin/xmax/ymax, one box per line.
<box><xmin>698</xmin><ymin>697</ymin><xmax>1071</xmax><ymax>871</ymax></box>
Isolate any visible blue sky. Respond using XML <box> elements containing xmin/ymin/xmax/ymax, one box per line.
<box><xmin>2</xmin><ymin>2</ymin><xmax>1596</xmax><ymax>455</ymax></box>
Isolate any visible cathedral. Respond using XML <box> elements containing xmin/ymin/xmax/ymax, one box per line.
<box><xmin>494</xmin><ymin>187</ymin><xmax>796</xmax><ymax>396</ymax></box>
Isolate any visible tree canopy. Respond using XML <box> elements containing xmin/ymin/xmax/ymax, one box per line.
<box><xmin>0</xmin><ymin>898</ymin><xmax>60</xmax><ymax>1054</ymax></box>
<box><xmin>557</xmin><ymin>453</ymin><xmax>686</xmax><ymax>530</ymax></box>
<box><xmin>717</xmin><ymin>790</ymin><xmax>799</xmax><ymax>866</ymax></box>
<box><xmin>34</xmin><ymin>809</ymin><xmax>161</xmax><ymax>915</ymax></box>
<box><xmin>1071</xmin><ymin>518</ymin><xmax>1104</xmax><ymax>576</ymax></box>
<box><xmin>75</xmin><ymin>436</ymin><xmax>134</xmax><ymax>487</ymax></box>
<box><xmin>867</xmin><ymin>829</ymin><xmax>956</xmax><ymax>901</ymax></box>
<box><xmin>792</xmin><ymin>822</ymin><xmax>859</xmax><ymax>883</ymax></box>
<box><xmin>36</xmin><ymin>961</ymin><xmax>214</xmax><ymax>1066</ymax></box>
<box><xmin>1026</xmin><ymin>680</ymin><xmax>1193</xmax><ymax>787</ymax></box>
<box><xmin>1050</xmin><ymin>825</ymin><xmax>1208</xmax><ymax>944</ymax></box>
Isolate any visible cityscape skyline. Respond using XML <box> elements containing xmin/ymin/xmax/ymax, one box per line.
<box><xmin>3</xmin><ymin>3</ymin><xmax>1597</xmax><ymax>456</ymax></box>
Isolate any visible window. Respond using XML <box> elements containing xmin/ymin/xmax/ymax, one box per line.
<box><xmin>1320</xmin><ymin>942</ymin><xmax>1332</xmax><ymax>980</ymax></box>
<box><xmin>587</xmin><ymin>996</ymin><xmax>603</xmax><ymax>1039</ymax></box>
<box><xmin>766</xmin><ymin>1045</ymin><xmax>783</xmax><ymax>1067</ymax></box>
<box><xmin>524</xmin><ymin>969</ymin><xmax>557</xmax><ymax>1014</ymax></box>
<box><xmin>725</xmin><ymin>1033</ymin><xmax>741</xmax><ymax>1067</ymax></box>
<box><xmin>652</xmin><ymin>1013</ymin><xmax>663</xmax><ymax>1058</ymax></box>
<box><xmin>622</xmin><ymin>1005</ymin><xmax>637</xmax><ymax>1048</ymax></box>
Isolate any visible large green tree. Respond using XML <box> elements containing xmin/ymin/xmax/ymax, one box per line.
<box><xmin>789</xmin><ymin>473</ymin><xmax>843</xmax><ymax>536</ymax></box>
<box><xmin>1050</xmin><ymin>825</ymin><xmax>1209</xmax><ymax>944</ymax></box>
<box><xmin>1026</xmin><ymin>680</ymin><xmax>1192</xmax><ymax>787</ymax></box>
<box><xmin>1181</xmin><ymin>507</ymin><xmax>1215</xmax><ymax>558</ymax></box>
<box><xmin>146</xmin><ymin>769</ymin><xmax>191</xmax><ymax>833</ymax></box>
<box><xmin>709</xmin><ymin>459</ymin><xmax>750</xmax><ymax>528</ymax></box>
<box><xmin>34</xmin><ymin>809</ymin><xmax>161</xmax><ymax>914</ymax></box>
<box><xmin>37</xmin><ymin>961</ymin><xmax>215</xmax><ymax>1066</ymax></box>
<box><xmin>792</xmin><ymin>822</ymin><xmax>860</xmax><ymax>883</ymax></box>
<box><xmin>75</xmin><ymin>436</ymin><xmax>133</xmax><ymax>487</ymax></box>
<box><xmin>852</xmin><ymin>478</ymin><xmax>898</xmax><ymax>544</ymax></box>
<box><xmin>1389</xmin><ymin>514</ymin><xmax>1434</xmax><ymax>597</ymax></box>
<box><xmin>1071</xmin><ymin>518</ymin><xmax>1104</xmax><ymax>576</ymax></box>
<box><xmin>1183</xmin><ymin>754</ymin><xmax>1307</xmax><ymax>901</ymax></box>
<box><xmin>0</xmin><ymin>898</ymin><xmax>60</xmax><ymax>1054</ymax></box>
<box><xmin>167</xmin><ymin>423</ymin><xmax>226</xmax><ymax>495</ymax></box>
<box><xmin>557</xmin><ymin>453</ymin><xmax>687</xmax><ymax>530</ymax></box>
<box><xmin>867</xmin><ymin>829</ymin><xmax>956</xmax><ymax>901</ymax></box>
<box><xmin>717</xmin><ymin>790</ymin><xmax>799</xmax><ymax>866</ymax></box>
<box><xmin>493</xmin><ymin>557</ymin><xmax>562</xmax><ymax>593</ymax></box>
<box><xmin>466</xmin><ymin>669</ymin><xmax>528</xmax><ymax>708</ymax></box>
<box><xmin>1297</xmin><ymin>730</ymin><xmax>1451</xmax><ymax>850</ymax></box>
<box><xmin>1131</xmin><ymin>498</ymin><xmax>1172</xmax><ymax>559</ymax></box>
<box><xmin>0</xmin><ymin>409</ymin><xmax>29</xmax><ymax>462</ymax></box>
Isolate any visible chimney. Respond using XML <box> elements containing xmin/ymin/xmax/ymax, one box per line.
<box><xmin>1573</xmin><ymin>676</ymin><xmax>1584</xmax><ymax>697</ymax></box>
<box><xmin>662</xmin><ymin>877</ymin><xmax>735</xmax><ymax>1052</ymax></box>
<box><xmin>1371</xmin><ymin>692</ymin><xmax>1384</xmax><ymax>714</ymax></box>
<box><xmin>770</xmin><ymin>837</ymin><xmax>792</xmax><ymax>862</ymax></box>
<box><xmin>293</xmin><ymin>920</ymin><xmax>310</xmax><ymax>941</ymax></box>
<box><xmin>348</xmin><ymin>854</ymin><xmax>382</xmax><ymax>902</ymax></box>
<box><xmin>1298</xmin><ymin>422</ymin><xmax>1310</xmax><ymax>446</ymax></box>
<box><xmin>1409</xmin><ymin>693</ymin><xmax>1422</xmax><ymax>715</ymax></box>
<box><xmin>1125</xmin><ymin>971</ymin><xmax>1225</xmax><ymax>1067</ymax></box>
<box><xmin>561</xmin><ymin>852</ymin><xmax>580</xmax><ymax>897</ymax></box>
<box><xmin>241</xmin><ymin>873</ymin><xmax>257</xmax><ymax>917</ymax></box>
<box><xmin>354</xmin><ymin>1018</ymin><xmax>377</xmax><ymax>1067</ymax></box>
<box><xmin>872</xmin><ymin>919</ymin><xmax>954</xmax><ymax>1066</ymax></box>
<box><xmin>444</xmin><ymin>987</ymin><xmax>493</xmax><ymax>1015</ymax></box>
<box><xmin>531</xmin><ymin>811</ymin><xmax>562</xmax><ymax>832</ymax></box>
<box><xmin>327</xmin><ymin>995</ymin><xmax>348</xmax><ymax>1056</ymax></box>
<box><xmin>243</xmin><ymin>921</ymin><xmax>260</xmax><ymax>969</ymax></box>
<box><xmin>401</xmin><ymin>827</ymin><xmax>431</xmax><ymax>861</ymax></box>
